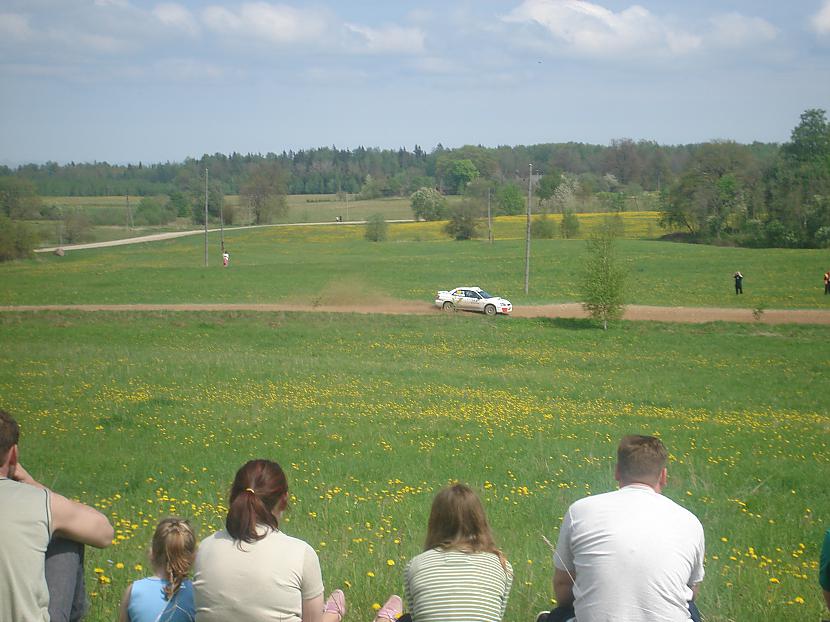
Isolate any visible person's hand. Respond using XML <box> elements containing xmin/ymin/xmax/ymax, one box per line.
<box><xmin>10</xmin><ymin>462</ymin><xmax>40</xmax><ymax>487</ymax></box>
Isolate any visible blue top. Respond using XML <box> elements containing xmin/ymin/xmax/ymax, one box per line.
<box><xmin>128</xmin><ymin>577</ymin><xmax>195</xmax><ymax>622</ymax></box>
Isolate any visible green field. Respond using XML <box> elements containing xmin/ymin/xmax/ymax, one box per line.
<box><xmin>1</xmin><ymin>223</ymin><xmax>829</xmax><ymax>621</ymax></box>
<box><xmin>1</xmin><ymin>311</ymin><xmax>827</xmax><ymax>621</ymax></box>
<box><xmin>4</xmin><ymin>217</ymin><xmax>830</xmax><ymax>308</ymax></box>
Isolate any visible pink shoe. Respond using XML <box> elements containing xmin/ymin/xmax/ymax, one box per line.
<box><xmin>374</xmin><ymin>594</ymin><xmax>402</xmax><ymax>621</ymax></box>
<box><xmin>324</xmin><ymin>589</ymin><xmax>346</xmax><ymax>621</ymax></box>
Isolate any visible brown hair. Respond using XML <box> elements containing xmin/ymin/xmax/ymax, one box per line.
<box><xmin>424</xmin><ymin>483</ymin><xmax>508</xmax><ymax>570</ymax></box>
<box><xmin>0</xmin><ymin>410</ymin><xmax>19</xmax><ymax>464</ymax></box>
<box><xmin>151</xmin><ymin>517</ymin><xmax>196</xmax><ymax>600</ymax></box>
<box><xmin>226</xmin><ymin>459</ymin><xmax>288</xmax><ymax>544</ymax></box>
<box><xmin>617</xmin><ymin>435</ymin><xmax>668</xmax><ymax>484</ymax></box>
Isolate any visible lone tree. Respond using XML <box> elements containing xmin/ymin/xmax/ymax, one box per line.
<box><xmin>241</xmin><ymin>161</ymin><xmax>289</xmax><ymax>224</ymax></box>
<box><xmin>444</xmin><ymin>200</ymin><xmax>480</xmax><ymax>240</ymax></box>
<box><xmin>581</xmin><ymin>223</ymin><xmax>626</xmax><ymax>329</ymax></box>
<box><xmin>410</xmin><ymin>187</ymin><xmax>448</xmax><ymax>221</ymax></box>
<box><xmin>560</xmin><ymin>209</ymin><xmax>580</xmax><ymax>238</ymax></box>
<box><xmin>364</xmin><ymin>213</ymin><xmax>388</xmax><ymax>242</ymax></box>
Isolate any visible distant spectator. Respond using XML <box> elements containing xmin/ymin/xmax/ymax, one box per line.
<box><xmin>193</xmin><ymin>459</ymin><xmax>347</xmax><ymax>622</ymax></box>
<box><xmin>401</xmin><ymin>483</ymin><xmax>513</xmax><ymax>622</ymax></box>
<box><xmin>119</xmin><ymin>517</ymin><xmax>197</xmax><ymax>622</ymax></box>
<box><xmin>734</xmin><ymin>271</ymin><xmax>744</xmax><ymax>294</ymax></box>
<box><xmin>821</xmin><ymin>528</ymin><xmax>830</xmax><ymax>612</ymax></box>
<box><xmin>824</xmin><ymin>270</ymin><xmax>829</xmax><ymax>295</ymax></box>
<box><xmin>222</xmin><ymin>251</ymin><xmax>229</xmax><ymax>268</ymax></box>
<box><xmin>0</xmin><ymin>409</ymin><xmax>114</xmax><ymax>622</ymax></box>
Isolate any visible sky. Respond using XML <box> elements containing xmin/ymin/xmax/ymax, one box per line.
<box><xmin>1</xmin><ymin>0</ymin><xmax>830</xmax><ymax>165</ymax></box>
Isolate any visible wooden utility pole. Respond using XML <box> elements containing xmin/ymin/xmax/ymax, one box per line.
<box><xmin>487</xmin><ymin>187</ymin><xmax>493</xmax><ymax>243</ymax></box>
<box><xmin>204</xmin><ymin>169</ymin><xmax>209</xmax><ymax>267</ymax></box>
<box><xmin>524</xmin><ymin>163</ymin><xmax>533</xmax><ymax>294</ymax></box>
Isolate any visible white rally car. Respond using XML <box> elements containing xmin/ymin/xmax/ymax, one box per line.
<box><xmin>435</xmin><ymin>287</ymin><xmax>512</xmax><ymax>316</ymax></box>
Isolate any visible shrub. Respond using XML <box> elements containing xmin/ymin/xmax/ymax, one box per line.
<box><xmin>531</xmin><ymin>214</ymin><xmax>556</xmax><ymax>239</ymax></box>
<box><xmin>364</xmin><ymin>213</ymin><xmax>388</xmax><ymax>242</ymax></box>
<box><xmin>410</xmin><ymin>187</ymin><xmax>448</xmax><ymax>221</ymax></box>
<box><xmin>0</xmin><ymin>215</ymin><xmax>37</xmax><ymax>261</ymax></box>
<box><xmin>560</xmin><ymin>209</ymin><xmax>580</xmax><ymax>239</ymax></box>
<box><xmin>444</xmin><ymin>201</ymin><xmax>480</xmax><ymax>240</ymax></box>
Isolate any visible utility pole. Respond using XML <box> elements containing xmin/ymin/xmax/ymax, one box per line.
<box><xmin>126</xmin><ymin>195</ymin><xmax>133</xmax><ymax>230</ymax></box>
<box><xmin>524</xmin><ymin>163</ymin><xmax>532</xmax><ymax>294</ymax></box>
<box><xmin>204</xmin><ymin>168</ymin><xmax>209</xmax><ymax>267</ymax></box>
<box><xmin>219</xmin><ymin>193</ymin><xmax>225</xmax><ymax>254</ymax></box>
<box><xmin>487</xmin><ymin>187</ymin><xmax>493</xmax><ymax>243</ymax></box>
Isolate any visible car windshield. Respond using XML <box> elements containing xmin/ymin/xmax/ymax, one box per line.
<box><xmin>478</xmin><ymin>290</ymin><xmax>494</xmax><ymax>298</ymax></box>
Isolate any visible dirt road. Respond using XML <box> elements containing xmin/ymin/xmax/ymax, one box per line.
<box><xmin>2</xmin><ymin>302</ymin><xmax>829</xmax><ymax>325</ymax></box>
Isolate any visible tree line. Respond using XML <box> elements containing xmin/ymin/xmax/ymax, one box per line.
<box><xmin>1</xmin><ymin>108</ymin><xmax>829</xmax><ymax>258</ymax></box>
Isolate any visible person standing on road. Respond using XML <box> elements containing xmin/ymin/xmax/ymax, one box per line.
<box><xmin>824</xmin><ymin>270</ymin><xmax>829</xmax><ymax>295</ymax></box>
<box><xmin>734</xmin><ymin>271</ymin><xmax>743</xmax><ymax>294</ymax></box>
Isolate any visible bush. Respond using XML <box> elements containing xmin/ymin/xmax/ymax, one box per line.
<box><xmin>444</xmin><ymin>201</ymin><xmax>480</xmax><ymax>240</ymax></box>
<box><xmin>63</xmin><ymin>210</ymin><xmax>92</xmax><ymax>244</ymax></box>
<box><xmin>560</xmin><ymin>209</ymin><xmax>580</xmax><ymax>239</ymax></box>
<box><xmin>364</xmin><ymin>213</ymin><xmax>388</xmax><ymax>242</ymax></box>
<box><xmin>531</xmin><ymin>214</ymin><xmax>556</xmax><ymax>239</ymax></box>
<box><xmin>134</xmin><ymin>196</ymin><xmax>177</xmax><ymax>226</ymax></box>
<box><xmin>410</xmin><ymin>187</ymin><xmax>448</xmax><ymax>221</ymax></box>
<box><xmin>0</xmin><ymin>215</ymin><xmax>37</xmax><ymax>261</ymax></box>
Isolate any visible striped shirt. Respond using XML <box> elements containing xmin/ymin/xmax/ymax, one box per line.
<box><xmin>404</xmin><ymin>549</ymin><xmax>513</xmax><ymax>622</ymax></box>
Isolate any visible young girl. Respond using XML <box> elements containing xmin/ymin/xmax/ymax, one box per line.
<box><xmin>119</xmin><ymin>517</ymin><xmax>197</xmax><ymax>622</ymax></box>
<box><xmin>403</xmin><ymin>483</ymin><xmax>513</xmax><ymax>622</ymax></box>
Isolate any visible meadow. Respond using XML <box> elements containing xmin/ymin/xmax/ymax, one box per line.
<box><xmin>1</xmin><ymin>220</ymin><xmax>829</xmax><ymax>621</ymax></box>
<box><xmin>4</xmin><ymin>215</ymin><xmax>830</xmax><ymax>309</ymax></box>
<box><xmin>0</xmin><ymin>310</ymin><xmax>828</xmax><ymax>621</ymax></box>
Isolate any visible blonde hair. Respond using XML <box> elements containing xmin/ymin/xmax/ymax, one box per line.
<box><xmin>151</xmin><ymin>517</ymin><xmax>196</xmax><ymax>600</ymax></box>
<box><xmin>424</xmin><ymin>483</ymin><xmax>508</xmax><ymax>570</ymax></box>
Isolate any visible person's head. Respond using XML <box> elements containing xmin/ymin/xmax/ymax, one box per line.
<box><xmin>0</xmin><ymin>410</ymin><xmax>20</xmax><ymax>476</ymax></box>
<box><xmin>424</xmin><ymin>483</ymin><xmax>507</xmax><ymax>567</ymax></box>
<box><xmin>226</xmin><ymin>459</ymin><xmax>288</xmax><ymax>544</ymax></box>
<box><xmin>150</xmin><ymin>517</ymin><xmax>196</xmax><ymax>600</ymax></box>
<box><xmin>615</xmin><ymin>434</ymin><xmax>668</xmax><ymax>489</ymax></box>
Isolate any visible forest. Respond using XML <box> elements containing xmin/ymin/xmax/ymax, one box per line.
<box><xmin>1</xmin><ymin>108</ymin><xmax>829</xmax><ymax>251</ymax></box>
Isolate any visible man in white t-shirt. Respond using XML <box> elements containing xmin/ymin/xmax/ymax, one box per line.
<box><xmin>540</xmin><ymin>435</ymin><xmax>705</xmax><ymax>622</ymax></box>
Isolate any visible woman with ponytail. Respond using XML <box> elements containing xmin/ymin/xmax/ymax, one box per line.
<box><xmin>118</xmin><ymin>517</ymin><xmax>197</xmax><ymax>622</ymax></box>
<box><xmin>193</xmin><ymin>459</ymin><xmax>347</xmax><ymax>622</ymax></box>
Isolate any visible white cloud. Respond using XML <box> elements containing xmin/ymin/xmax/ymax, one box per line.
<box><xmin>152</xmin><ymin>3</ymin><xmax>199</xmax><ymax>36</ymax></box>
<box><xmin>708</xmin><ymin>12</ymin><xmax>777</xmax><ymax>48</ymax></box>
<box><xmin>344</xmin><ymin>23</ymin><xmax>425</xmax><ymax>54</ymax></box>
<box><xmin>503</xmin><ymin>0</ymin><xmax>700</xmax><ymax>58</ymax></box>
<box><xmin>811</xmin><ymin>0</ymin><xmax>830</xmax><ymax>35</ymax></box>
<box><xmin>0</xmin><ymin>13</ymin><xmax>34</xmax><ymax>41</ymax></box>
<box><xmin>202</xmin><ymin>2</ymin><xmax>327</xmax><ymax>44</ymax></box>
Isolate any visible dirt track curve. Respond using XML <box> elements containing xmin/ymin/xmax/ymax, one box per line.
<box><xmin>2</xmin><ymin>302</ymin><xmax>829</xmax><ymax>325</ymax></box>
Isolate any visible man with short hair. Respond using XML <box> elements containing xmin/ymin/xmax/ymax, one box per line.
<box><xmin>0</xmin><ymin>409</ymin><xmax>114</xmax><ymax>622</ymax></box>
<box><xmin>540</xmin><ymin>435</ymin><xmax>705</xmax><ymax>622</ymax></box>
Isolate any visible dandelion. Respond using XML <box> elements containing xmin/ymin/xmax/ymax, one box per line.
<box><xmin>386</xmin><ymin>559</ymin><xmax>395</xmax><ymax>567</ymax></box>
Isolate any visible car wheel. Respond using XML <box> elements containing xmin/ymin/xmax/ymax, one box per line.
<box><xmin>442</xmin><ymin>302</ymin><xmax>456</xmax><ymax>313</ymax></box>
<box><xmin>484</xmin><ymin>304</ymin><xmax>497</xmax><ymax>316</ymax></box>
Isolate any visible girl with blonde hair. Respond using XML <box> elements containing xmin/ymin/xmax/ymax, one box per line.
<box><xmin>118</xmin><ymin>517</ymin><xmax>197</xmax><ymax>622</ymax></box>
<box><xmin>402</xmin><ymin>483</ymin><xmax>513</xmax><ymax>622</ymax></box>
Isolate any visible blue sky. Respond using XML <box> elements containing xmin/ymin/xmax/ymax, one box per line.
<box><xmin>1</xmin><ymin>0</ymin><xmax>829</xmax><ymax>165</ymax></box>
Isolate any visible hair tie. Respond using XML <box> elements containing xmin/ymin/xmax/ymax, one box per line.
<box><xmin>245</xmin><ymin>488</ymin><xmax>256</xmax><ymax>495</ymax></box>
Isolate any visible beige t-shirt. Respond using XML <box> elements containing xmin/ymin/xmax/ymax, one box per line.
<box><xmin>193</xmin><ymin>526</ymin><xmax>324</xmax><ymax>622</ymax></box>
<box><xmin>0</xmin><ymin>478</ymin><xmax>51</xmax><ymax>622</ymax></box>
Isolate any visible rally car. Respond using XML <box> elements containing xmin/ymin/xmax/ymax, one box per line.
<box><xmin>434</xmin><ymin>287</ymin><xmax>512</xmax><ymax>316</ymax></box>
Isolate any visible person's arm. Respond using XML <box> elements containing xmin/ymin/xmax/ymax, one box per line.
<box><xmin>690</xmin><ymin>583</ymin><xmax>700</xmax><ymax>601</ymax></box>
<box><xmin>13</xmin><ymin>462</ymin><xmax>113</xmax><ymax>547</ymax></box>
<box><xmin>823</xmin><ymin>589</ymin><xmax>830</xmax><ymax>611</ymax></box>
<box><xmin>302</xmin><ymin>594</ymin><xmax>324</xmax><ymax>622</ymax></box>
<box><xmin>118</xmin><ymin>583</ymin><xmax>133</xmax><ymax>622</ymax></box>
<box><xmin>553</xmin><ymin>567</ymin><xmax>575</xmax><ymax>607</ymax></box>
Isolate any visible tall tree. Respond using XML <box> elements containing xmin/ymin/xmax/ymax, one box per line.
<box><xmin>241</xmin><ymin>161</ymin><xmax>289</xmax><ymax>224</ymax></box>
<box><xmin>581</xmin><ymin>223</ymin><xmax>626</xmax><ymax>330</ymax></box>
<box><xmin>410</xmin><ymin>187</ymin><xmax>448</xmax><ymax>221</ymax></box>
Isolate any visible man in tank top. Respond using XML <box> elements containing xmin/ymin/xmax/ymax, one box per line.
<box><xmin>0</xmin><ymin>410</ymin><xmax>114</xmax><ymax>622</ymax></box>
